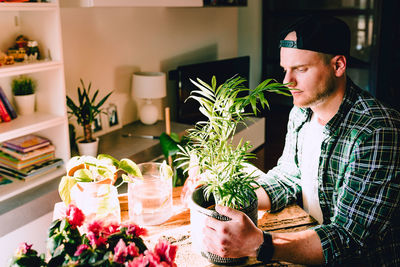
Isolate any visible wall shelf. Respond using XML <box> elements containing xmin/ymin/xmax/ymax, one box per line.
<box><xmin>0</xmin><ymin>61</ymin><xmax>62</xmax><ymax>78</ymax></box>
<box><xmin>0</xmin><ymin>2</ymin><xmax>57</xmax><ymax>11</ymax></box>
<box><xmin>60</xmin><ymin>0</ymin><xmax>202</xmax><ymax>8</ymax></box>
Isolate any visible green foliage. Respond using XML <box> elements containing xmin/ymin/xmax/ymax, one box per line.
<box><xmin>11</xmin><ymin>75</ymin><xmax>36</xmax><ymax>96</ymax></box>
<box><xmin>176</xmin><ymin>76</ymin><xmax>290</xmax><ymax>209</ymax></box>
<box><xmin>66</xmin><ymin>79</ymin><xmax>112</xmax><ymax>142</ymax></box>
<box><xmin>159</xmin><ymin>132</ymin><xmax>189</xmax><ymax>187</ymax></box>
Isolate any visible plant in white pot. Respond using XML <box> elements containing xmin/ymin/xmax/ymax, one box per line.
<box><xmin>177</xmin><ymin>76</ymin><xmax>289</xmax><ymax>265</ymax></box>
<box><xmin>11</xmin><ymin>75</ymin><xmax>36</xmax><ymax>115</ymax></box>
<box><xmin>66</xmin><ymin>79</ymin><xmax>112</xmax><ymax>156</ymax></box>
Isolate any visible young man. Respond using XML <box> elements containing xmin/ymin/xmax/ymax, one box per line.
<box><xmin>203</xmin><ymin>15</ymin><xmax>400</xmax><ymax>266</ymax></box>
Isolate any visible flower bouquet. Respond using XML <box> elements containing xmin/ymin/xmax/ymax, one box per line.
<box><xmin>8</xmin><ymin>204</ymin><xmax>177</xmax><ymax>267</ymax></box>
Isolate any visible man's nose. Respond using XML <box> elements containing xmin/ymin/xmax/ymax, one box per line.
<box><xmin>283</xmin><ymin>72</ymin><xmax>296</xmax><ymax>88</ymax></box>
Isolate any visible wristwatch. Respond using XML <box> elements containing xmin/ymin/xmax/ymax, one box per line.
<box><xmin>256</xmin><ymin>231</ymin><xmax>274</xmax><ymax>263</ymax></box>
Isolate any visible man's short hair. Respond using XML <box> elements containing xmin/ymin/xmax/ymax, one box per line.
<box><xmin>279</xmin><ymin>15</ymin><xmax>351</xmax><ymax>58</ymax></box>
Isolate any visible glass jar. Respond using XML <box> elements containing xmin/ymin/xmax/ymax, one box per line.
<box><xmin>128</xmin><ymin>162</ymin><xmax>173</xmax><ymax>225</ymax></box>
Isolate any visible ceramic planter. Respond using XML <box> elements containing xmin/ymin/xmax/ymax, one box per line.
<box><xmin>190</xmin><ymin>186</ymin><xmax>258</xmax><ymax>265</ymax></box>
<box><xmin>14</xmin><ymin>93</ymin><xmax>35</xmax><ymax>115</ymax></box>
<box><xmin>77</xmin><ymin>137</ymin><xmax>99</xmax><ymax>157</ymax></box>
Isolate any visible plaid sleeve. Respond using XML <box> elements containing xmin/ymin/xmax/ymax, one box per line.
<box><xmin>314</xmin><ymin>126</ymin><xmax>400</xmax><ymax>264</ymax></box>
<box><xmin>257</xmin><ymin>108</ymin><xmax>302</xmax><ymax>212</ymax></box>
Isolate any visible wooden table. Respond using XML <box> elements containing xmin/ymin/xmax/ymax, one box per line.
<box><xmin>119</xmin><ymin>187</ymin><xmax>317</xmax><ymax>267</ymax></box>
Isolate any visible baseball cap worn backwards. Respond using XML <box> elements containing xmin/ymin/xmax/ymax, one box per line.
<box><xmin>279</xmin><ymin>15</ymin><xmax>351</xmax><ymax>57</ymax></box>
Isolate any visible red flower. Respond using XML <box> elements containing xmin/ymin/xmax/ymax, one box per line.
<box><xmin>104</xmin><ymin>222</ymin><xmax>120</xmax><ymax>235</ymax></box>
<box><xmin>66</xmin><ymin>204</ymin><xmax>85</xmax><ymax>229</ymax></box>
<box><xmin>113</xmin><ymin>239</ymin><xmax>128</xmax><ymax>264</ymax></box>
<box><xmin>127</xmin><ymin>243</ymin><xmax>139</xmax><ymax>258</ymax></box>
<box><xmin>87</xmin><ymin>220</ymin><xmax>103</xmax><ymax>236</ymax></box>
<box><xmin>144</xmin><ymin>250</ymin><xmax>161</xmax><ymax>266</ymax></box>
<box><xmin>127</xmin><ymin>254</ymin><xmax>149</xmax><ymax>267</ymax></box>
<box><xmin>87</xmin><ymin>231</ymin><xmax>107</xmax><ymax>248</ymax></box>
<box><xmin>154</xmin><ymin>239</ymin><xmax>178</xmax><ymax>265</ymax></box>
<box><xmin>74</xmin><ymin>244</ymin><xmax>89</xmax><ymax>256</ymax></box>
<box><xmin>124</xmin><ymin>223</ymin><xmax>148</xmax><ymax>237</ymax></box>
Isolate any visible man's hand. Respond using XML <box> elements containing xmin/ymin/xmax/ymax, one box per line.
<box><xmin>202</xmin><ymin>205</ymin><xmax>264</xmax><ymax>258</ymax></box>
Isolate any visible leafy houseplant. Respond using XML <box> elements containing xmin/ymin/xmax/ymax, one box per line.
<box><xmin>66</xmin><ymin>79</ymin><xmax>112</xmax><ymax>144</ymax></box>
<box><xmin>177</xmin><ymin>76</ymin><xmax>289</xmax><ymax>265</ymax></box>
<box><xmin>11</xmin><ymin>75</ymin><xmax>36</xmax><ymax>96</ymax></box>
<box><xmin>11</xmin><ymin>75</ymin><xmax>36</xmax><ymax>115</ymax></box>
<box><xmin>178</xmin><ymin>76</ymin><xmax>289</xmax><ymax>209</ymax></box>
<box><xmin>58</xmin><ymin>154</ymin><xmax>142</xmax><ymax>223</ymax></box>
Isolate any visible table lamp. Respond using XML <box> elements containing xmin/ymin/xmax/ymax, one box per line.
<box><xmin>132</xmin><ymin>71</ymin><xmax>166</xmax><ymax>125</ymax></box>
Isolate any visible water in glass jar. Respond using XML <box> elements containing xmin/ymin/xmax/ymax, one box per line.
<box><xmin>128</xmin><ymin>173</ymin><xmax>172</xmax><ymax>225</ymax></box>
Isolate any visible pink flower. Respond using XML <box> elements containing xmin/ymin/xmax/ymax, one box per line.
<box><xmin>154</xmin><ymin>239</ymin><xmax>177</xmax><ymax>265</ymax></box>
<box><xmin>127</xmin><ymin>243</ymin><xmax>139</xmax><ymax>258</ymax></box>
<box><xmin>124</xmin><ymin>223</ymin><xmax>148</xmax><ymax>237</ymax></box>
<box><xmin>66</xmin><ymin>204</ymin><xmax>85</xmax><ymax>229</ymax></box>
<box><xmin>113</xmin><ymin>239</ymin><xmax>128</xmax><ymax>264</ymax></box>
<box><xmin>74</xmin><ymin>244</ymin><xmax>89</xmax><ymax>256</ymax></box>
<box><xmin>15</xmin><ymin>242</ymin><xmax>32</xmax><ymax>256</ymax></box>
<box><xmin>127</xmin><ymin>254</ymin><xmax>149</xmax><ymax>267</ymax></box>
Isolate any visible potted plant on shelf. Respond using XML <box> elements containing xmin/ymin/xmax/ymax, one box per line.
<box><xmin>177</xmin><ymin>76</ymin><xmax>289</xmax><ymax>265</ymax></box>
<box><xmin>11</xmin><ymin>75</ymin><xmax>36</xmax><ymax>116</ymax></box>
<box><xmin>66</xmin><ymin>79</ymin><xmax>112</xmax><ymax>156</ymax></box>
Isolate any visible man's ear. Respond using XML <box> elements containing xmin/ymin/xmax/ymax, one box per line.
<box><xmin>333</xmin><ymin>55</ymin><xmax>346</xmax><ymax>77</ymax></box>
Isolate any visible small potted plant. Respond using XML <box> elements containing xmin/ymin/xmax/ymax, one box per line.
<box><xmin>66</xmin><ymin>79</ymin><xmax>112</xmax><ymax>156</ymax></box>
<box><xmin>11</xmin><ymin>75</ymin><xmax>36</xmax><ymax>115</ymax></box>
<box><xmin>177</xmin><ymin>76</ymin><xmax>289</xmax><ymax>265</ymax></box>
<box><xmin>58</xmin><ymin>153</ymin><xmax>142</xmax><ymax>224</ymax></box>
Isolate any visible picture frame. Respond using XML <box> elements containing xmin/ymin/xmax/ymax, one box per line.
<box><xmin>107</xmin><ymin>103</ymin><xmax>122</xmax><ymax>131</ymax></box>
<box><xmin>92</xmin><ymin>113</ymin><xmax>103</xmax><ymax>133</ymax></box>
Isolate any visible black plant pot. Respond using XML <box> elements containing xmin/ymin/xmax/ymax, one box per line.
<box><xmin>190</xmin><ymin>186</ymin><xmax>258</xmax><ymax>266</ymax></box>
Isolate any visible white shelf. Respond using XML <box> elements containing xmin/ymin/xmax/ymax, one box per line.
<box><xmin>0</xmin><ymin>61</ymin><xmax>63</xmax><ymax>78</ymax></box>
<box><xmin>60</xmin><ymin>0</ymin><xmax>202</xmax><ymax>8</ymax></box>
<box><xmin>0</xmin><ymin>167</ymin><xmax>65</xmax><ymax>202</ymax></box>
<box><xmin>0</xmin><ymin>2</ymin><xmax>58</xmax><ymax>11</ymax></box>
<box><xmin>0</xmin><ymin>113</ymin><xmax>66</xmax><ymax>142</ymax></box>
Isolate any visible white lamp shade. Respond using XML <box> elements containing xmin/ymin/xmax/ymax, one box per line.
<box><xmin>132</xmin><ymin>71</ymin><xmax>166</xmax><ymax>99</ymax></box>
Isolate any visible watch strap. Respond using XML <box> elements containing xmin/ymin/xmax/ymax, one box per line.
<box><xmin>256</xmin><ymin>231</ymin><xmax>274</xmax><ymax>263</ymax></box>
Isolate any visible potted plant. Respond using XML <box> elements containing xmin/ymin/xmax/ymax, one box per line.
<box><xmin>58</xmin><ymin>154</ymin><xmax>142</xmax><ymax>224</ymax></box>
<box><xmin>66</xmin><ymin>79</ymin><xmax>112</xmax><ymax>156</ymax></box>
<box><xmin>11</xmin><ymin>75</ymin><xmax>36</xmax><ymax>115</ymax></box>
<box><xmin>177</xmin><ymin>76</ymin><xmax>289</xmax><ymax>265</ymax></box>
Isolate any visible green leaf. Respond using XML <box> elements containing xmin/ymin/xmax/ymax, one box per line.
<box><xmin>58</xmin><ymin>176</ymin><xmax>77</xmax><ymax>205</ymax></box>
<box><xmin>119</xmin><ymin>158</ymin><xmax>142</xmax><ymax>177</ymax></box>
<box><xmin>159</xmin><ymin>132</ymin><xmax>180</xmax><ymax>158</ymax></box>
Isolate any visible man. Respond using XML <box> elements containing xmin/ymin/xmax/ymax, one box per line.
<box><xmin>203</xmin><ymin>15</ymin><xmax>400</xmax><ymax>266</ymax></box>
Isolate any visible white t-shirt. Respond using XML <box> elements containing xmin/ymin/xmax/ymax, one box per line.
<box><xmin>299</xmin><ymin>115</ymin><xmax>325</xmax><ymax>224</ymax></box>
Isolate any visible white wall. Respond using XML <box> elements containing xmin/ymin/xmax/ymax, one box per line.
<box><xmin>238</xmin><ymin>0</ymin><xmax>263</xmax><ymax>89</ymax></box>
<box><xmin>60</xmin><ymin>7</ymin><xmax>239</xmax><ymax>136</ymax></box>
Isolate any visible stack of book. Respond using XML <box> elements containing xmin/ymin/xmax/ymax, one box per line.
<box><xmin>0</xmin><ymin>134</ymin><xmax>63</xmax><ymax>181</ymax></box>
<box><xmin>0</xmin><ymin>86</ymin><xmax>17</xmax><ymax>123</ymax></box>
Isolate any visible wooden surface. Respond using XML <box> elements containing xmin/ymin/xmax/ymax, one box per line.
<box><xmin>119</xmin><ymin>187</ymin><xmax>317</xmax><ymax>267</ymax></box>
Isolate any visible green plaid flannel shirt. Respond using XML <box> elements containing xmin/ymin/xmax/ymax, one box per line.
<box><xmin>258</xmin><ymin>80</ymin><xmax>400</xmax><ymax>266</ymax></box>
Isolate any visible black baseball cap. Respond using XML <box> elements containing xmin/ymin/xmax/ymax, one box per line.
<box><xmin>279</xmin><ymin>15</ymin><xmax>351</xmax><ymax>57</ymax></box>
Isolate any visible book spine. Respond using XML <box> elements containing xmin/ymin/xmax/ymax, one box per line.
<box><xmin>0</xmin><ymin>86</ymin><xmax>17</xmax><ymax>119</ymax></box>
<box><xmin>0</xmin><ymin>145</ymin><xmax>55</xmax><ymax>161</ymax></box>
<box><xmin>0</xmin><ymin>99</ymin><xmax>11</xmax><ymax>122</ymax></box>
